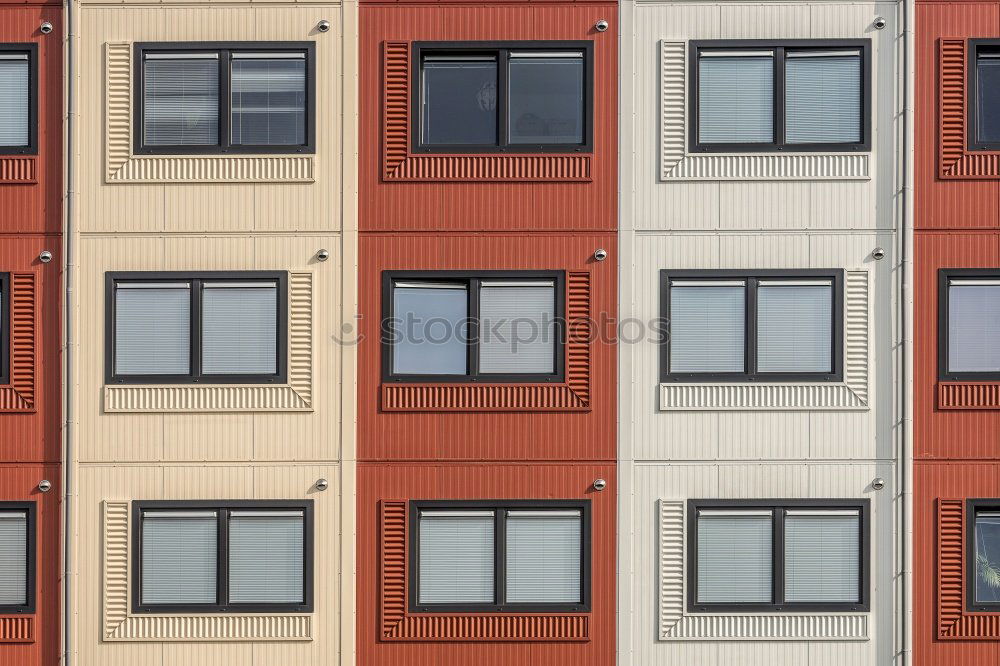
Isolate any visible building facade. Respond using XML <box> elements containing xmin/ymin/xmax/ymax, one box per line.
<box><xmin>66</xmin><ymin>0</ymin><xmax>358</xmax><ymax>663</ymax></box>
<box><xmin>618</xmin><ymin>0</ymin><xmax>903</xmax><ymax>663</ymax></box>
<box><xmin>355</xmin><ymin>1</ymin><xmax>618</xmax><ymax>664</ymax></box>
<box><xmin>913</xmin><ymin>0</ymin><xmax>1000</xmax><ymax>662</ymax></box>
<box><xmin>0</xmin><ymin>1</ymin><xmax>61</xmax><ymax>663</ymax></box>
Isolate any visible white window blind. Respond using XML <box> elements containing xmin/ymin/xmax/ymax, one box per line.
<box><xmin>141</xmin><ymin>511</ymin><xmax>217</xmax><ymax>605</ymax></box>
<box><xmin>696</xmin><ymin>510</ymin><xmax>772</xmax><ymax>604</ymax></box>
<box><xmin>418</xmin><ymin>511</ymin><xmax>494</xmax><ymax>605</ymax></box>
<box><xmin>785</xmin><ymin>52</ymin><xmax>862</xmax><ymax>144</ymax></box>
<box><xmin>229</xmin><ymin>511</ymin><xmax>304</xmax><ymax>605</ymax></box>
<box><xmin>0</xmin><ymin>512</ymin><xmax>26</xmax><ymax>606</ymax></box>
<box><xmin>784</xmin><ymin>510</ymin><xmax>861</xmax><ymax>603</ymax></box>
<box><xmin>0</xmin><ymin>55</ymin><xmax>29</xmax><ymax>147</ymax></box>
<box><xmin>392</xmin><ymin>283</ymin><xmax>468</xmax><ymax>375</ymax></box>
<box><xmin>670</xmin><ymin>282</ymin><xmax>745</xmax><ymax>373</ymax></box>
<box><xmin>949</xmin><ymin>280</ymin><xmax>1000</xmax><ymax>372</ymax></box>
<box><xmin>479</xmin><ymin>281</ymin><xmax>556</xmax><ymax>374</ymax></box>
<box><xmin>698</xmin><ymin>53</ymin><xmax>774</xmax><ymax>143</ymax></box>
<box><xmin>143</xmin><ymin>55</ymin><xmax>219</xmax><ymax>146</ymax></box>
<box><xmin>201</xmin><ymin>282</ymin><xmax>278</xmax><ymax>375</ymax></box>
<box><xmin>231</xmin><ymin>55</ymin><xmax>306</xmax><ymax>146</ymax></box>
<box><xmin>757</xmin><ymin>281</ymin><xmax>833</xmax><ymax>373</ymax></box>
<box><xmin>505</xmin><ymin>510</ymin><xmax>582</xmax><ymax>604</ymax></box>
<box><xmin>115</xmin><ymin>283</ymin><xmax>191</xmax><ymax>375</ymax></box>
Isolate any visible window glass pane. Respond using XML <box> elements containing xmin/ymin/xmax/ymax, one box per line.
<box><xmin>201</xmin><ymin>282</ymin><xmax>278</xmax><ymax>375</ymax></box>
<box><xmin>949</xmin><ymin>282</ymin><xmax>1000</xmax><ymax>373</ymax></box>
<box><xmin>757</xmin><ymin>282</ymin><xmax>833</xmax><ymax>373</ymax></box>
<box><xmin>143</xmin><ymin>56</ymin><xmax>219</xmax><ymax>146</ymax></box>
<box><xmin>421</xmin><ymin>56</ymin><xmax>498</xmax><ymax>145</ymax></box>
<box><xmin>231</xmin><ymin>56</ymin><xmax>306</xmax><ymax>146</ymax></box>
<box><xmin>976</xmin><ymin>511</ymin><xmax>1000</xmax><ymax>603</ymax></box>
<box><xmin>229</xmin><ymin>511</ymin><xmax>304</xmax><ymax>605</ymax></box>
<box><xmin>0</xmin><ymin>57</ymin><xmax>29</xmax><ymax>147</ymax></box>
<box><xmin>418</xmin><ymin>511</ymin><xmax>494</xmax><ymax>605</ymax></box>
<box><xmin>669</xmin><ymin>284</ymin><xmax>745</xmax><ymax>373</ymax></box>
<box><xmin>508</xmin><ymin>54</ymin><xmax>584</xmax><ymax>144</ymax></box>
<box><xmin>0</xmin><ymin>512</ymin><xmax>26</xmax><ymax>606</ymax></box>
<box><xmin>696</xmin><ymin>511</ymin><xmax>772</xmax><ymax>604</ymax></box>
<box><xmin>141</xmin><ymin>512</ymin><xmax>217</xmax><ymax>605</ymax></box>
<box><xmin>698</xmin><ymin>54</ymin><xmax>773</xmax><ymax>143</ymax></box>
<box><xmin>115</xmin><ymin>283</ymin><xmax>191</xmax><ymax>375</ymax></box>
<box><xmin>392</xmin><ymin>283</ymin><xmax>468</xmax><ymax>375</ymax></box>
<box><xmin>785</xmin><ymin>511</ymin><xmax>860</xmax><ymax>603</ymax></box>
<box><xmin>978</xmin><ymin>53</ymin><xmax>1000</xmax><ymax>144</ymax></box>
<box><xmin>506</xmin><ymin>510</ymin><xmax>582</xmax><ymax>604</ymax></box>
<box><xmin>479</xmin><ymin>282</ymin><xmax>556</xmax><ymax>374</ymax></box>
<box><xmin>785</xmin><ymin>53</ymin><xmax>862</xmax><ymax>144</ymax></box>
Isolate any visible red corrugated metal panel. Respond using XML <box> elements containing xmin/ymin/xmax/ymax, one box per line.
<box><xmin>358</xmin><ymin>233</ymin><xmax>616</xmax><ymax>462</ymax></box>
<box><xmin>0</xmin><ymin>7</ymin><xmax>61</xmax><ymax>236</ymax></box>
<box><xmin>359</xmin><ymin>4</ymin><xmax>617</xmax><ymax>232</ymax></box>
<box><xmin>0</xmin><ymin>465</ymin><xmax>60</xmax><ymax>666</ymax></box>
<box><xmin>915</xmin><ymin>3</ymin><xmax>1000</xmax><ymax>229</ymax></box>
<box><xmin>358</xmin><ymin>463</ymin><xmax>614</xmax><ymax>665</ymax></box>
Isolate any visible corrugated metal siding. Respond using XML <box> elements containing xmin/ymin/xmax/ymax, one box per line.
<box><xmin>358</xmin><ymin>233</ymin><xmax>616</xmax><ymax>462</ymax></box>
<box><xmin>357</xmin><ymin>463</ymin><xmax>615</xmax><ymax>666</ymax></box>
<box><xmin>359</xmin><ymin>4</ymin><xmax>617</xmax><ymax>232</ymax></box>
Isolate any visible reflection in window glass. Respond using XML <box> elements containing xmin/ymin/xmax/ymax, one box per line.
<box><xmin>231</xmin><ymin>55</ymin><xmax>306</xmax><ymax>146</ymax></box>
<box><xmin>421</xmin><ymin>56</ymin><xmax>498</xmax><ymax>145</ymax></box>
<box><xmin>976</xmin><ymin>511</ymin><xmax>1000</xmax><ymax>603</ymax></box>
<box><xmin>978</xmin><ymin>52</ymin><xmax>1000</xmax><ymax>144</ymax></box>
<box><xmin>143</xmin><ymin>55</ymin><xmax>220</xmax><ymax>146</ymax></box>
<box><xmin>508</xmin><ymin>53</ymin><xmax>584</xmax><ymax>144</ymax></box>
<box><xmin>392</xmin><ymin>283</ymin><xmax>468</xmax><ymax>375</ymax></box>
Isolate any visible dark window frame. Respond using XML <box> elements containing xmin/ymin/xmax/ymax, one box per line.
<box><xmin>381</xmin><ymin>270</ymin><xmax>566</xmax><ymax>384</ymax></box>
<box><xmin>105</xmin><ymin>271</ymin><xmax>288</xmax><ymax>385</ymax></box>
<box><xmin>938</xmin><ymin>268</ymin><xmax>1000</xmax><ymax>381</ymax></box>
<box><xmin>408</xmin><ymin>499</ymin><xmax>591</xmax><ymax>614</ymax></box>
<box><xmin>0</xmin><ymin>43</ymin><xmax>38</xmax><ymax>156</ymax></box>
<box><xmin>967</xmin><ymin>39</ymin><xmax>1000</xmax><ymax>151</ymax></box>
<box><xmin>687</xmin><ymin>498</ymin><xmax>870</xmax><ymax>614</ymax></box>
<box><xmin>410</xmin><ymin>40</ymin><xmax>594</xmax><ymax>154</ymax></box>
<box><xmin>660</xmin><ymin>269</ymin><xmax>845</xmax><ymax>383</ymax></box>
<box><xmin>0</xmin><ymin>273</ymin><xmax>9</xmax><ymax>385</ymax></box>
<box><xmin>0</xmin><ymin>501</ymin><xmax>36</xmax><ymax>614</ymax></box>
<box><xmin>133</xmin><ymin>41</ymin><xmax>316</xmax><ymax>155</ymax></box>
<box><xmin>688</xmin><ymin>39</ymin><xmax>872</xmax><ymax>153</ymax></box>
<box><xmin>965</xmin><ymin>498</ymin><xmax>1000</xmax><ymax>611</ymax></box>
<box><xmin>131</xmin><ymin>499</ymin><xmax>314</xmax><ymax>614</ymax></box>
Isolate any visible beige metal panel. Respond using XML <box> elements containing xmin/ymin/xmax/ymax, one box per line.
<box><xmin>78</xmin><ymin>5</ymin><xmax>343</xmax><ymax>233</ymax></box>
<box><xmin>631</xmin><ymin>232</ymin><xmax>891</xmax><ymax>460</ymax></box>
<box><xmin>77</xmin><ymin>234</ymin><xmax>341</xmax><ymax>463</ymax></box>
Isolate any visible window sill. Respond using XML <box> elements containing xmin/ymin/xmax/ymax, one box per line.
<box><xmin>0</xmin><ymin>157</ymin><xmax>36</xmax><ymax>184</ymax></box>
<box><xmin>381</xmin><ymin>382</ymin><xmax>588</xmax><ymax>413</ymax></box>
<box><xmin>938</xmin><ymin>382</ymin><xmax>1000</xmax><ymax>410</ymax></box>
<box><xmin>0</xmin><ymin>616</ymin><xmax>33</xmax><ymax>643</ymax></box>
<box><xmin>659</xmin><ymin>381</ymin><xmax>868</xmax><ymax>411</ymax></box>
<box><xmin>658</xmin><ymin>500</ymin><xmax>869</xmax><ymax>642</ymax></box>
<box><xmin>102</xmin><ymin>501</ymin><xmax>312</xmax><ymax>642</ymax></box>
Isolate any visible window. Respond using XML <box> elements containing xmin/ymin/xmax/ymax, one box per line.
<box><xmin>409</xmin><ymin>500</ymin><xmax>590</xmax><ymax>613</ymax></box>
<box><xmin>688</xmin><ymin>500</ymin><xmax>869</xmax><ymax>613</ymax></box>
<box><xmin>660</xmin><ymin>270</ymin><xmax>843</xmax><ymax>382</ymax></box>
<box><xmin>134</xmin><ymin>42</ymin><xmax>315</xmax><ymax>154</ymax></box>
<box><xmin>940</xmin><ymin>270</ymin><xmax>1000</xmax><ymax>380</ymax></box>
<box><xmin>689</xmin><ymin>40</ymin><xmax>870</xmax><ymax>152</ymax></box>
<box><xmin>0</xmin><ymin>503</ymin><xmax>35</xmax><ymax>614</ymax></box>
<box><xmin>382</xmin><ymin>271</ymin><xmax>564</xmax><ymax>383</ymax></box>
<box><xmin>0</xmin><ymin>44</ymin><xmax>37</xmax><ymax>155</ymax></box>
<box><xmin>412</xmin><ymin>41</ymin><xmax>593</xmax><ymax>153</ymax></box>
<box><xmin>0</xmin><ymin>273</ymin><xmax>8</xmax><ymax>385</ymax></box>
<box><xmin>968</xmin><ymin>40</ymin><xmax>1000</xmax><ymax>150</ymax></box>
<box><xmin>106</xmin><ymin>272</ymin><xmax>287</xmax><ymax>384</ymax></box>
<box><xmin>968</xmin><ymin>500</ymin><xmax>1000</xmax><ymax>611</ymax></box>
<box><xmin>132</xmin><ymin>501</ymin><xmax>313</xmax><ymax>613</ymax></box>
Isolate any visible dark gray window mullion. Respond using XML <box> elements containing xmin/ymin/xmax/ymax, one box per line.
<box><xmin>218</xmin><ymin>510</ymin><xmax>230</xmax><ymax>607</ymax></box>
<box><xmin>191</xmin><ymin>279</ymin><xmax>203</xmax><ymax>380</ymax></box>
<box><xmin>774</xmin><ymin>47</ymin><xmax>786</xmax><ymax>148</ymax></box>
<box><xmin>220</xmin><ymin>50</ymin><xmax>231</xmax><ymax>151</ymax></box>
<box><xmin>498</xmin><ymin>50</ymin><xmax>510</xmax><ymax>148</ymax></box>
<box><xmin>746</xmin><ymin>278</ymin><xmax>758</xmax><ymax>376</ymax></box>
<box><xmin>469</xmin><ymin>278</ymin><xmax>481</xmax><ymax>377</ymax></box>
<box><xmin>774</xmin><ymin>508</ymin><xmax>785</xmax><ymax>606</ymax></box>
<box><xmin>495</xmin><ymin>508</ymin><xmax>507</xmax><ymax>607</ymax></box>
